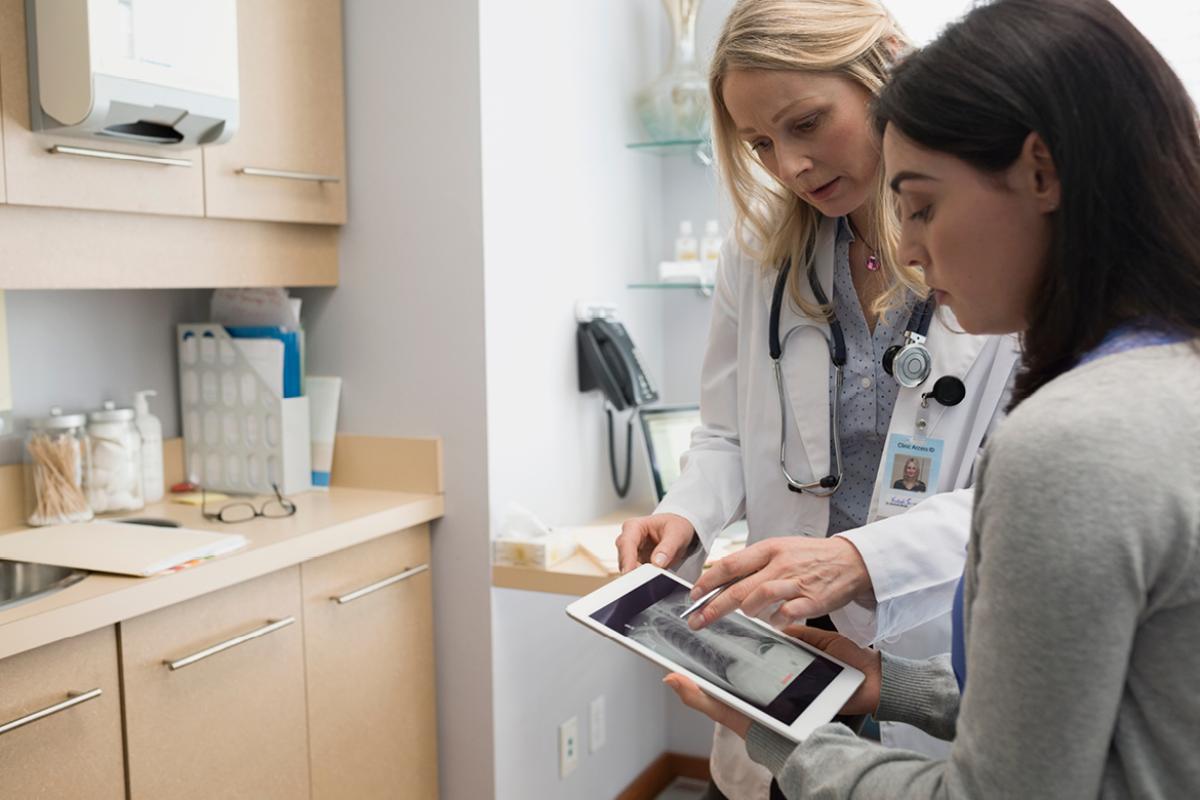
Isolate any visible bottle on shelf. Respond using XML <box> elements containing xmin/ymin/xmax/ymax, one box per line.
<box><xmin>700</xmin><ymin>219</ymin><xmax>722</xmax><ymax>283</ymax></box>
<box><xmin>674</xmin><ymin>220</ymin><xmax>699</xmax><ymax>262</ymax></box>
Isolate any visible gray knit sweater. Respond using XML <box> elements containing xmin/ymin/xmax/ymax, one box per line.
<box><xmin>746</xmin><ymin>343</ymin><xmax>1200</xmax><ymax>798</ymax></box>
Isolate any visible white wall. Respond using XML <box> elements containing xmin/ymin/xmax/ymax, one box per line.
<box><xmin>295</xmin><ymin>0</ymin><xmax>494</xmax><ymax>797</ymax></box>
<box><xmin>480</xmin><ymin>0</ymin><xmax>664</xmax><ymax>526</ymax></box>
<box><xmin>479</xmin><ymin>2</ymin><xmax>682</xmax><ymax>797</ymax></box>
<box><xmin>492</xmin><ymin>588</ymin><xmax>671</xmax><ymax>800</ymax></box>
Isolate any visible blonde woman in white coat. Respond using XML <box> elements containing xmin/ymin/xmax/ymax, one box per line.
<box><xmin>615</xmin><ymin>2</ymin><xmax>1019</xmax><ymax>797</ymax></box>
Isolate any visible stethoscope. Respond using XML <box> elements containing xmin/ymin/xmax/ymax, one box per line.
<box><xmin>768</xmin><ymin>257</ymin><xmax>966</xmax><ymax>496</ymax></box>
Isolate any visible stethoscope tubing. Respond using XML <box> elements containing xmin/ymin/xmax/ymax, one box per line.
<box><xmin>769</xmin><ymin>251</ymin><xmax>941</xmax><ymax>496</ymax></box>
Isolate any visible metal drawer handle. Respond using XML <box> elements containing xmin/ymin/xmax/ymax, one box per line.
<box><xmin>0</xmin><ymin>688</ymin><xmax>103</xmax><ymax>736</ymax></box>
<box><xmin>332</xmin><ymin>564</ymin><xmax>429</xmax><ymax>605</ymax></box>
<box><xmin>165</xmin><ymin>617</ymin><xmax>295</xmax><ymax>671</ymax></box>
<box><xmin>236</xmin><ymin>166</ymin><xmax>341</xmax><ymax>183</ymax></box>
<box><xmin>48</xmin><ymin>145</ymin><xmax>192</xmax><ymax>167</ymax></box>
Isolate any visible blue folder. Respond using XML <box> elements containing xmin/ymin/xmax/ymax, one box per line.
<box><xmin>226</xmin><ymin>326</ymin><xmax>305</xmax><ymax>398</ymax></box>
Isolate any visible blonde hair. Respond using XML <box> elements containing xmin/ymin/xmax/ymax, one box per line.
<box><xmin>710</xmin><ymin>0</ymin><xmax>926</xmax><ymax>317</ymax></box>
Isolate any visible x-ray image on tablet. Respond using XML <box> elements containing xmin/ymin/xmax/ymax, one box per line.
<box><xmin>625</xmin><ymin>591</ymin><xmax>820</xmax><ymax>709</ymax></box>
<box><xmin>567</xmin><ymin>565</ymin><xmax>863</xmax><ymax>741</ymax></box>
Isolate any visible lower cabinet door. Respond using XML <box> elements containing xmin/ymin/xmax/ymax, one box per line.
<box><xmin>120</xmin><ymin>567</ymin><xmax>310</xmax><ymax>799</ymax></box>
<box><xmin>0</xmin><ymin>627</ymin><xmax>126</xmax><ymax>799</ymax></box>
<box><xmin>302</xmin><ymin>527</ymin><xmax>438</xmax><ymax>799</ymax></box>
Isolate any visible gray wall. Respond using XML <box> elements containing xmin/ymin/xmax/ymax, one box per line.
<box><xmin>0</xmin><ymin>289</ymin><xmax>209</xmax><ymax>463</ymax></box>
<box><xmin>293</xmin><ymin>0</ymin><xmax>494</xmax><ymax>797</ymax></box>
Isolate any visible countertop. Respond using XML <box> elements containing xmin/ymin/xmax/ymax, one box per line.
<box><xmin>490</xmin><ymin>515</ymin><xmax>748</xmax><ymax>598</ymax></box>
<box><xmin>0</xmin><ymin>434</ymin><xmax>444</xmax><ymax>661</ymax></box>
<box><xmin>0</xmin><ymin>487</ymin><xmax>443</xmax><ymax>662</ymax></box>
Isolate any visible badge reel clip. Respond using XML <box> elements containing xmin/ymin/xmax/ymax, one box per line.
<box><xmin>912</xmin><ymin>375</ymin><xmax>967</xmax><ymax>444</ymax></box>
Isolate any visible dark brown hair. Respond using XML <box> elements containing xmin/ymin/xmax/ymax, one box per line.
<box><xmin>874</xmin><ymin>0</ymin><xmax>1200</xmax><ymax>407</ymax></box>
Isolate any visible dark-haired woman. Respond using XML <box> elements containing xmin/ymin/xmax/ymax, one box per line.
<box><xmin>666</xmin><ymin>0</ymin><xmax>1200</xmax><ymax>796</ymax></box>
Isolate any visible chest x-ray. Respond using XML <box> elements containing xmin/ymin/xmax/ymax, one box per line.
<box><xmin>626</xmin><ymin>589</ymin><xmax>817</xmax><ymax>708</ymax></box>
<box><xmin>626</xmin><ymin>590</ymin><xmax>818</xmax><ymax>707</ymax></box>
<box><xmin>585</xmin><ymin>572</ymin><xmax>848</xmax><ymax>725</ymax></box>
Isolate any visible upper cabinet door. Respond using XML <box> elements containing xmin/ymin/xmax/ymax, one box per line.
<box><xmin>0</xmin><ymin>0</ymin><xmax>205</xmax><ymax>216</ymax></box>
<box><xmin>203</xmin><ymin>0</ymin><xmax>347</xmax><ymax>225</ymax></box>
<box><xmin>0</xmin><ymin>65</ymin><xmax>6</xmax><ymax>205</ymax></box>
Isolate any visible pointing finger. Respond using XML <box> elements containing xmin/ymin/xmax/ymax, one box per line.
<box><xmin>691</xmin><ymin>542</ymin><xmax>773</xmax><ymax>599</ymax></box>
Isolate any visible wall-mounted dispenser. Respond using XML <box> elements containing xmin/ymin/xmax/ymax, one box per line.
<box><xmin>26</xmin><ymin>0</ymin><xmax>239</xmax><ymax>147</ymax></box>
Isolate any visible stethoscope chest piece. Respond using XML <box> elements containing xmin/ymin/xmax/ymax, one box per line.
<box><xmin>884</xmin><ymin>340</ymin><xmax>934</xmax><ymax>388</ymax></box>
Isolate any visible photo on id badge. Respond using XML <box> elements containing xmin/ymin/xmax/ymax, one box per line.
<box><xmin>879</xmin><ymin>433</ymin><xmax>943</xmax><ymax>517</ymax></box>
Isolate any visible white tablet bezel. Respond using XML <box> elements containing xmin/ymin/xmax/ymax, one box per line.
<box><xmin>566</xmin><ymin>564</ymin><xmax>864</xmax><ymax>743</ymax></box>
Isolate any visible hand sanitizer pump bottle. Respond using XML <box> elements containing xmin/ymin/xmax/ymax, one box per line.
<box><xmin>134</xmin><ymin>390</ymin><xmax>164</xmax><ymax>504</ymax></box>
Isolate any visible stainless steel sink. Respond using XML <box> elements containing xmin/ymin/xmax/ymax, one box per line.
<box><xmin>0</xmin><ymin>561</ymin><xmax>86</xmax><ymax>611</ymax></box>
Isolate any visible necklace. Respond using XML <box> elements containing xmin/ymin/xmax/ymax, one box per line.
<box><xmin>847</xmin><ymin>217</ymin><xmax>881</xmax><ymax>272</ymax></box>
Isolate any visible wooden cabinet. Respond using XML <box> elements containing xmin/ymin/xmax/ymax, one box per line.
<box><xmin>203</xmin><ymin>0</ymin><xmax>347</xmax><ymax>224</ymax></box>
<box><xmin>0</xmin><ymin>0</ymin><xmax>205</xmax><ymax>217</ymax></box>
<box><xmin>0</xmin><ymin>88</ymin><xmax>6</xmax><ymax>204</ymax></box>
<box><xmin>0</xmin><ymin>525</ymin><xmax>439</xmax><ymax>798</ymax></box>
<box><xmin>120</xmin><ymin>567</ymin><xmax>311</xmax><ymax>800</ymax></box>
<box><xmin>302</xmin><ymin>527</ymin><xmax>439</xmax><ymax>799</ymax></box>
<box><xmin>0</xmin><ymin>627</ymin><xmax>126</xmax><ymax>799</ymax></box>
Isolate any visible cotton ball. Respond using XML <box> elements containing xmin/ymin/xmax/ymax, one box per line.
<box><xmin>88</xmin><ymin>490</ymin><xmax>109</xmax><ymax>514</ymax></box>
<box><xmin>90</xmin><ymin>466</ymin><xmax>112</xmax><ymax>490</ymax></box>
<box><xmin>109</xmin><ymin>459</ymin><xmax>138</xmax><ymax>492</ymax></box>
<box><xmin>107</xmin><ymin>491</ymin><xmax>136</xmax><ymax>511</ymax></box>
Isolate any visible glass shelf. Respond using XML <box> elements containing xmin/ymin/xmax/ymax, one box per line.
<box><xmin>625</xmin><ymin>138</ymin><xmax>713</xmax><ymax>164</ymax></box>
<box><xmin>628</xmin><ymin>280</ymin><xmax>714</xmax><ymax>296</ymax></box>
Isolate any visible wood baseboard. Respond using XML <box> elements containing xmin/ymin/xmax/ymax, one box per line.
<box><xmin>618</xmin><ymin>752</ymin><xmax>710</xmax><ymax>800</ymax></box>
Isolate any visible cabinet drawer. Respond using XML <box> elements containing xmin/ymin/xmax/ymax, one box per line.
<box><xmin>0</xmin><ymin>626</ymin><xmax>125</xmax><ymax>799</ymax></box>
<box><xmin>120</xmin><ymin>567</ymin><xmax>310</xmax><ymax>800</ymax></box>
<box><xmin>0</xmin><ymin>0</ymin><xmax>204</xmax><ymax>217</ymax></box>
<box><xmin>303</xmin><ymin>527</ymin><xmax>438</xmax><ymax>799</ymax></box>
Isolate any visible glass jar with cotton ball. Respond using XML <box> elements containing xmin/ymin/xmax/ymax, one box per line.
<box><xmin>87</xmin><ymin>400</ymin><xmax>144</xmax><ymax>514</ymax></box>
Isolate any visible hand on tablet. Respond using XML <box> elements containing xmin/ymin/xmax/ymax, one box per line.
<box><xmin>664</xmin><ymin>626</ymin><xmax>881</xmax><ymax>737</ymax></box>
<box><xmin>663</xmin><ymin>673</ymin><xmax>753</xmax><ymax>739</ymax></box>
<box><xmin>685</xmin><ymin>536</ymin><xmax>873</xmax><ymax>630</ymax></box>
<box><xmin>616</xmin><ymin>513</ymin><xmax>696</xmax><ymax>573</ymax></box>
<box><xmin>784</xmin><ymin>626</ymin><xmax>881</xmax><ymax>717</ymax></box>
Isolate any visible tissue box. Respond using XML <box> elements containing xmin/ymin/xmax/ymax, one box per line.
<box><xmin>492</xmin><ymin>530</ymin><xmax>577</xmax><ymax>569</ymax></box>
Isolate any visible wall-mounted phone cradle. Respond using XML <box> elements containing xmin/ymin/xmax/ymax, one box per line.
<box><xmin>575</xmin><ymin>301</ymin><xmax>659</xmax><ymax>497</ymax></box>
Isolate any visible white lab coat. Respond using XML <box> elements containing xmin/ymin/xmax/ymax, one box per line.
<box><xmin>655</xmin><ymin>219</ymin><xmax>1021</xmax><ymax>798</ymax></box>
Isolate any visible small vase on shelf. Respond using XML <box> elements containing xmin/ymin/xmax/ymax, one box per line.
<box><xmin>635</xmin><ymin>0</ymin><xmax>709</xmax><ymax>144</ymax></box>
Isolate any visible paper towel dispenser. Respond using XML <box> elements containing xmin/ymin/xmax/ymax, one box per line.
<box><xmin>26</xmin><ymin>0</ymin><xmax>239</xmax><ymax>147</ymax></box>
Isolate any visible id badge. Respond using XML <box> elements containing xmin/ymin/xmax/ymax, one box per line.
<box><xmin>876</xmin><ymin>433</ymin><xmax>944</xmax><ymax>518</ymax></box>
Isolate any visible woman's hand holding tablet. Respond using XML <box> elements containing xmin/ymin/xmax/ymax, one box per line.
<box><xmin>665</xmin><ymin>624</ymin><xmax>882</xmax><ymax>741</ymax></box>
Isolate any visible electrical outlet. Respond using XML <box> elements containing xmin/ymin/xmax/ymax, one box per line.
<box><xmin>589</xmin><ymin>695</ymin><xmax>606</xmax><ymax>753</ymax></box>
<box><xmin>559</xmin><ymin>716</ymin><xmax>579</xmax><ymax>778</ymax></box>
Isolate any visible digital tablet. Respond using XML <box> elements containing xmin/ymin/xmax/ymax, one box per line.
<box><xmin>566</xmin><ymin>564</ymin><xmax>864</xmax><ymax>743</ymax></box>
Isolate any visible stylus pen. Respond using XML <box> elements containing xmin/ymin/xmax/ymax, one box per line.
<box><xmin>679</xmin><ymin>578</ymin><xmax>740</xmax><ymax>620</ymax></box>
